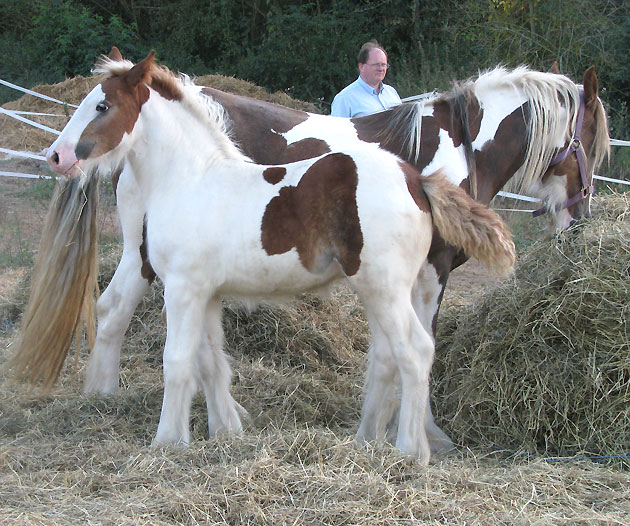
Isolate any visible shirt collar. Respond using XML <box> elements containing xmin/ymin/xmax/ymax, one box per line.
<box><xmin>357</xmin><ymin>76</ymin><xmax>384</xmax><ymax>95</ymax></box>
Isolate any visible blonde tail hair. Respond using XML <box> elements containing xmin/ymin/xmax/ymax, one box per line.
<box><xmin>422</xmin><ymin>171</ymin><xmax>516</xmax><ymax>276</ymax></box>
<box><xmin>7</xmin><ymin>174</ymin><xmax>100</xmax><ymax>388</ymax></box>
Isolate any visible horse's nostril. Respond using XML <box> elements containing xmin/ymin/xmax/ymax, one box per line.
<box><xmin>52</xmin><ymin>151</ymin><xmax>60</xmax><ymax>165</ymax></box>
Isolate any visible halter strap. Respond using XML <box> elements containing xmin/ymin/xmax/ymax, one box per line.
<box><xmin>532</xmin><ymin>90</ymin><xmax>594</xmax><ymax>217</ymax></box>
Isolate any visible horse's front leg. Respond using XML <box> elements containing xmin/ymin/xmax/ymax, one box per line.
<box><xmin>410</xmin><ymin>261</ymin><xmax>455</xmax><ymax>456</ymax></box>
<box><xmin>153</xmin><ymin>277</ymin><xmax>207</xmax><ymax>446</ymax></box>
<box><xmin>84</xmin><ymin>169</ymin><xmax>150</xmax><ymax>394</ymax></box>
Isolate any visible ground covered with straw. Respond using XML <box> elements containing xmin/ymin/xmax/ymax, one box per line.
<box><xmin>2</xmin><ymin>72</ymin><xmax>629</xmax><ymax>524</ymax></box>
<box><xmin>1</xmin><ymin>194</ymin><xmax>629</xmax><ymax>524</ymax></box>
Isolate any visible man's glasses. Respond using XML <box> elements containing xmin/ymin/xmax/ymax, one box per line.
<box><xmin>367</xmin><ymin>63</ymin><xmax>389</xmax><ymax>69</ymax></box>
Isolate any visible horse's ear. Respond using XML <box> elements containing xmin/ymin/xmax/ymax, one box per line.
<box><xmin>109</xmin><ymin>46</ymin><xmax>123</xmax><ymax>62</ymax></box>
<box><xmin>583</xmin><ymin>66</ymin><xmax>599</xmax><ymax>106</ymax></box>
<box><xmin>125</xmin><ymin>50</ymin><xmax>155</xmax><ymax>88</ymax></box>
<box><xmin>549</xmin><ymin>61</ymin><xmax>560</xmax><ymax>74</ymax></box>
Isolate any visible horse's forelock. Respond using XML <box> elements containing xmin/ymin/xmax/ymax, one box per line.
<box><xmin>93</xmin><ymin>55</ymin><xmax>135</xmax><ymax>77</ymax></box>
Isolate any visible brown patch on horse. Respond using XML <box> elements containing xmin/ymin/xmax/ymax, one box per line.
<box><xmin>202</xmin><ymin>87</ymin><xmax>313</xmax><ymax>163</ymax></box>
<box><xmin>76</xmin><ymin>78</ymin><xmax>149</xmax><ymax>161</ymax></box>
<box><xmin>140</xmin><ymin>217</ymin><xmax>156</xmax><ymax>284</ymax></box>
<box><xmin>283</xmin><ymin>139</ymin><xmax>330</xmax><ymax>163</ymax></box>
<box><xmin>432</xmin><ymin>95</ymin><xmax>483</xmax><ymax>148</ymax></box>
<box><xmin>148</xmin><ymin>72</ymin><xmax>183</xmax><ymax>101</ymax></box>
<box><xmin>473</xmin><ymin>104</ymin><xmax>529</xmax><ymax>204</ymax></box>
<box><xmin>398</xmin><ymin>161</ymin><xmax>431</xmax><ymax>213</ymax></box>
<box><xmin>261</xmin><ymin>153</ymin><xmax>363</xmax><ymax>276</ymax></box>
<box><xmin>76</xmin><ymin>52</ymin><xmax>157</xmax><ymax>160</ymax></box>
<box><xmin>263</xmin><ymin>167</ymin><xmax>287</xmax><ymax>185</ymax></box>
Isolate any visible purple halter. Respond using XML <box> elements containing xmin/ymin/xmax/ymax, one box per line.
<box><xmin>533</xmin><ymin>90</ymin><xmax>594</xmax><ymax>217</ymax></box>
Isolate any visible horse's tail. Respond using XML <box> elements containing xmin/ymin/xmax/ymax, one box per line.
<box><xmin>6</xmin><ymin>174</ymin><xmax>100</xmax><ymax>388</ymax></box>
<box><xmin>422</xmin><ymin>171</ymin><xmax>515</xmax><ymax>276</ymax></box>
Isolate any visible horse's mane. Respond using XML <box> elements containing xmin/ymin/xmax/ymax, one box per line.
<box><xmin>387</xmin><ymin>66</ymin><xmax>609</xmax><ymax>196</ymax></box>
<box><xmin>93</xmin><ymin>55</ymin><xmax>248</xmax><ymax>162</ymax></box>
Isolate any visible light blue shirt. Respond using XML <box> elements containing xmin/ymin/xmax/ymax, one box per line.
<box><xmin>331</xmin><ymin>76</ymin><xmax>401</xmax><ymax>118</ymax></box>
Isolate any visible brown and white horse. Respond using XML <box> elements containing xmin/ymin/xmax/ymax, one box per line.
<box><xmin>10</xmin><ymin>48</ymin><xmax>609</xmax><ymax>457</ymax></box>
<box><xmin>38</xmin><ymin>51</ymin><xmax>515</xmax><ymax>463</ymax></box>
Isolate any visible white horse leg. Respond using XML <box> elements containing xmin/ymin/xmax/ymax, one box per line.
<box><xmin>84</xmin><ymin>170</ymin><xmax>149</xmax><ymax>394</ymax></box>
<box><xmin>410</xmin><ymin>263</ymin><xmax>455</xmax><ymax>456</ymax></box>
<box><xmin>357</xmin><ymin>295</ymin><xmax>433</xmax><ymax>464</ymax></box>
<box><xmin>84</xmin><ymin>253</ymin><xmax>149</xmax><ymax>393</ymax></box>
<box><xmin>153</xmin><ymin>278</ymin><xmax>206</xmax><ymax>446</ymax></box>
<box><xmin>196</xmin><ymin>299</ymin><xmax>244</xmax><ymax>436</ymax></box>
<box><xmin>356</xmin><ymin>328</ymin><xmax>400</xmax><ymax>444</ymax></box>
<box><xmin>391</xmin><ymin>303</ymin><xmax>434</xmax><ymax>464</ymax></box>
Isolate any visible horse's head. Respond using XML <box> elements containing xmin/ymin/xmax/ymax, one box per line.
<box><xmin>534</xmin><ymin>67</ymin><xmax>610</xmax><ymax>229</ymax></box>
<box><xmin>47</xmin><ymin>48</ymin><xmax>155</xmax><ymax>178</ymax></box>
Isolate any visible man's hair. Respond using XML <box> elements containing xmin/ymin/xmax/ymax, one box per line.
<box><xmin>357</xmin><ymin>40</ymin><xmax>387</xmax><ymax>65</ymax></box>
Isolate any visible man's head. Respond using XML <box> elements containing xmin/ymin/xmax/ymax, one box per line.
<box><xmin>357</xmin><ymin>41</ymin><xmax>389</xmax><ymax>89</ymax></box>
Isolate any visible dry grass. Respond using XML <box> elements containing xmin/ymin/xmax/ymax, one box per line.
<box><xmin>2</xmin><ymin>195</ymin><xmax>629</xmax><ymax>525</ymax></box>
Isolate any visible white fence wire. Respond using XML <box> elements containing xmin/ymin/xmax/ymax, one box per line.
<box><xmin>1</xmin><ymin>78</ymin><xmax>629</xmax><ymax>205</ymax></box>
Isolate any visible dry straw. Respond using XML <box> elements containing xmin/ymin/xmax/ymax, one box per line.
<box><xmin>2</xmin><ymin>73</ymin><xmax>630</xmax><ymax>524</ymax></box>
<box><xmin>433</xmin><ymin>192</ymin><xmax>629</xmax><ymax>457</ymax></box>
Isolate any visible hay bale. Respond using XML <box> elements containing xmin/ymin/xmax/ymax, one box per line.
<box><xmin>433</xmin><ymin>193</ymin><xmax>630</xmax><ymax>456</ymax></box>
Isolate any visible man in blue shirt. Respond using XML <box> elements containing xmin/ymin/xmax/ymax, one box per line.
<box><xmin>331</xmin><ymin>41</ymin><xmax>402</xmax><ymax>118</ymax></box>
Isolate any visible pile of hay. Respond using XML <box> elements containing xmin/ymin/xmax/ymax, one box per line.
<box><xmin>433</xmin><ymin>192</ymin><xmax>630</xmax><ymax>456</ymax></box>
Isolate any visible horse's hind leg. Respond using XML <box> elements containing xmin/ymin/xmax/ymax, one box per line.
<box><xmin>356</xmin><ymin>325</ymin><xmax>399</xmax><ymax>444</ymax></box>
<box><xmin>84</xmin><ymin>170</ymin><xmax>149</xmax><ymax>394</ymax></box>
<box><xmin>359</xmin><ymin>296</ymin><xmax>433</xmax><ymax>464</ymax></box>
<box><xmin>196</xmin><ymin>299</ymin><xmax>244</xmax><ymax>436</ymax></box>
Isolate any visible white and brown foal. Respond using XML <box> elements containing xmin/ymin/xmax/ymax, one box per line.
<box><xmin>45</xmin><ymin>51</ymin><xmax>516</xmax><ymax>463</ymax></box>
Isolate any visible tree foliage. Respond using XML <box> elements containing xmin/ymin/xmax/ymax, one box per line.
<box><xmin>1</xmin><ymin>0</ymin><xmax>628</xmax><ymax>132</ymax></box>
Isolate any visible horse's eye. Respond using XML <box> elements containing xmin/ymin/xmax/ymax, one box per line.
<box><xmin>96</xmin><ymin>102</ymin><xmax>109</xmax><ymax>112</ymax></box>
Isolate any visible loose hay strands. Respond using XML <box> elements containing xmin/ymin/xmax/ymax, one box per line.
<box><xmin>433</xmin><ymin>193</ymin><xmax>630</xmax><ymax>457</ymax></box>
